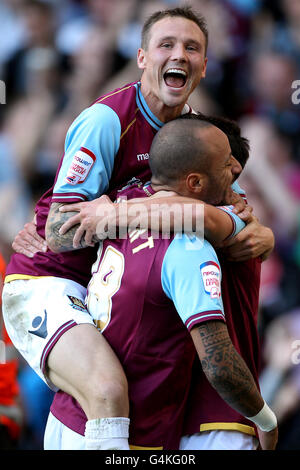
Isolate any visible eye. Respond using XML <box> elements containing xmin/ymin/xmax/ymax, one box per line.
<box><xmin>161</xmin><ymin>43</ymin><xmax>172</xmax><ymax>48</ymax></box>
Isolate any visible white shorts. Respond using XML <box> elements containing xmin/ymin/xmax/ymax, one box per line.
<box><xmin>44</xmin><ymin>411</ymin><xmax>85</xmax><ymax>450</ymax></box>
<box><xmin>180</xmin><ymin>431</ymin><xmax>259</xmax><ymax>450</ymax></box>
<box><xmin>44</xmin><ymin>412</ymin><xmax>259</xmax><ymax>451</ymax></box>
<box><xmin>2</xmin><ymin>277</ymin><xmax>95</xmax><ymax>391</ymax></box>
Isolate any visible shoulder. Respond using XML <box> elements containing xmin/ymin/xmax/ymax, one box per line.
<box><xmin>161</xmin><ymin>234</ymin><xmax>220</xmax><ymax>295</ymax></box>
<box><xmin>165</xmin><ymin>234</ymin><xmax>218</xmax><ymax>264</ymax></box>
<box><xmin>94</xmin><ymin>82</ymin><xmax>139</xmax><ymax>119</ymax></box>
<box><xmin>69</xmin><ymin>102</ymin><xmax>121</xmax><ymax>131</ymax></box>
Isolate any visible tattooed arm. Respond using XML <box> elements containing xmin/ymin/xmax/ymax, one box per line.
<box><xmin>45</xmin><ymin>203</ymin><xmax>81</xmax><ymax>252</ymax></box>
<box><xmin>191</xmin><ymin>321</ymin><xmax>263</xmax><ymax>416</ymax></box>
<box><xmin>190</xmin><ymin>321</ymin><xmax>278</xmax><ymax>449</ymax></box>
<box><xmin>45</xmin><ymin>196</ymin><xmax>116</xmax><ymax>252</ymax></box>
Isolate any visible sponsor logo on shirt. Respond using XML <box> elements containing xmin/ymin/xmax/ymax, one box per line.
<box><xmin>200</xmin><ymin>261</ymin><xmax>221</xmax><ymax>298</ymax></box>
<box><xmin>65</xmin><ymin>147</ymin><xmax>96</xmax><ymax>185</ymax></box>
<box><xmin>137</xmin><ymin>153</ymin><xmax>149</xmax><ymax>161</ymax></box>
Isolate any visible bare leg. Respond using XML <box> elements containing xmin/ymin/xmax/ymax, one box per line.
<box><xmin>47</xmin><ymin>323</ymin><xmax>129</xmax><ymax>419</ymax></box>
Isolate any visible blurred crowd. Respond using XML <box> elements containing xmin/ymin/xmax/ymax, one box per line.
<box><xmin>0</xmin><ymin>0</ymin><xmax>299</xmax><ymax>450</ymax></box>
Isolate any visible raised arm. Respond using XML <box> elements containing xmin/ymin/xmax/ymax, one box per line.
<box><xmin>190</xmin><ymin>321</ymin><xmax>278</xmax><ymax>450</ymax></box>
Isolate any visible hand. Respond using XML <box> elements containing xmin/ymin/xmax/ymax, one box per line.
<box><xmin>223</xmin><ymin>190</ymin><xmax>254</xmax><ymax>220</ymax></box>
<box><xmin>58</xmin><ymin>195</ymin><xmax>115</xmax><ymax>249</ymax></box>
<box><xmin>257</xmin><ymin>426</ymin><xmax>278</xmax><ymax>450</ymax></box>
<box><xmin>221</xmin><ymin>216</ymin><xmax>275</xmax><ymax>262</ymax></box>
<box><xmin>12</xmin><ymin>218</ymin><xmax>48</xmax><ymax>258</ymax></box>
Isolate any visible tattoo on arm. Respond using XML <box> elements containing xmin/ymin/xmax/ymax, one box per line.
<box><xmin>195</xmin><ymin>321</ymin><xmax>263</xmax><ymax>417</ymax></box>
<box><xmin>45</xmin><ymin>203</ymin><xmax>85</xmax><ymax>252</ymax></box>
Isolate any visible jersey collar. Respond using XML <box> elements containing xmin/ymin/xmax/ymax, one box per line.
<box><xmin>135</xmin><ymin>82</ymin><xmax>194</xmax><ymax>131</ymax></box>
<box><xmin>135</xmin><ymin>82</ymin><xmax>164</xmax><ymax>131</ymax></box>
<box><xmin>142</xmin><ymin>181</ymin><xmax>156</xmax><ymax>197</ymax></box>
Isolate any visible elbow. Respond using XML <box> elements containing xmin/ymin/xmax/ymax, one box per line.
<box><xmin>200</xmin><ymin>358</ymin><xmax>233</xmax><ymax>395</ymax></box>
<box><xmin>206</xmin><ymin>371</ymin><xmax>231</xmax><ymax>394</ymax></box>
<box><xmin>45</xmin><ymin>236</ymin><xmax>60</xmax><ymax>254</ymax></box>
<box><xmin>45</xmin><ymin>221</ymin><xmax>63</xmax><ymax>253</ymax></box>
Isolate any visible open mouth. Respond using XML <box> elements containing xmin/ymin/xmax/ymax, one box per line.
<box><xmin>163</xmin><ymin>68</ymin><xmax>187</xmax><ymax>89</ymax></box>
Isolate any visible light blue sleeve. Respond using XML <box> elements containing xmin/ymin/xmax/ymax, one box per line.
<box><xmin>52</xmin><ymin>103</ymin><xmax>121</xmax><ymax>202</ymax></box>
<box><xmin>231</xmin><ymin>179</ymin><xmax>245</xmax><ymax>195</ymax></box>
<box><xmin>161</xmin><ymin>234</ymin><xmax>226</xmax><ymax>331</ymax></box>
<box><xmin>216</xmin><ymin>205</ymin><xmax>246</xmax><ymax>238</ymax></box>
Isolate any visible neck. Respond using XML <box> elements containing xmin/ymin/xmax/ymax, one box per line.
<box><xmin>150</xmin><ymin>180</ymin><xmax>174</xmax><ymax>193</ymax></box>
<box><xmin>150</xmin><ymin>179</ymin><xmax>194</xmax><ymax>199</ymax></box>
<box><xmin>140</xmin><ymin>80</ymin><xmax>186</xmax><ymax>123</ymax></box>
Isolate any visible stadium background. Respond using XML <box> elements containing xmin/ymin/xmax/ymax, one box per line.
<box><xmin>0</xmin><ymin>0</ymin><xmax>299</xmax><ymax>450</ymax></box>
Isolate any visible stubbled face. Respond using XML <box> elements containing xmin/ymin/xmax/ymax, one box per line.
<box><xmin>198</xmin><ymin>127</ymin><xmax>240</xmax><ymax>206</ymax></box>
<box><xmin>137</xmin><ymin>16</ymin><xmax>207</xmax><ymax>121</ymax></box>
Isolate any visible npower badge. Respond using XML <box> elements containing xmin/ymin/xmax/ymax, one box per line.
<box><xmin>200</xmin><ymin>260</ymin><xmax>221</xmax><ymax>299</ymax></box>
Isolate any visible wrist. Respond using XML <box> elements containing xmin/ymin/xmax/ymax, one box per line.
<box><xmin>246</xmin><ymin>401</ymin><xmax>277</xmax><ymax>431</ymax></box>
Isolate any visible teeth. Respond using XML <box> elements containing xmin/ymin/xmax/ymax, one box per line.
<box><xmin>165</xmin><ymin>68</ymin><xmax>187</xmax><ymax>76</ymax></box>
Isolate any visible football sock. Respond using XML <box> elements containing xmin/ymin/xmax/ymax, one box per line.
<box><xmin>85</xmin><ymin>417</ymin><xmax>130</xmax><ymax>450</ymax></box>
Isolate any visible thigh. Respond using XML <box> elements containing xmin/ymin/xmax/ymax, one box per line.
<box><xmin>2</xmin><ymin>277</ymin><xmax>94</xmax><ymax>390</ymax></box>
<box><xmin>180</xmin><ymin>430</ymin><xmax>259</xmax><ymax>450</ymax></box>
<box><xmin>47</xmin><ymin>321</ymin><xmax>127</xmax><ymax>397</ymax></box>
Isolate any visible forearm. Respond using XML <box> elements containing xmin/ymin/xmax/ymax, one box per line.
<box><xmin>123</xmin><ymin>196</ymin><xmax>231</xmax><ymax>242</ymax></box>
<box><xmin>123</xmin><ymin>195</ymin><xmax>201</xmax><ymax>234</ymax></box>
<box><xmin>45</xmin><ymin>203</ymin><xmax>89</xmax><ymax>252</ymax></box>
<box><xmin>192</xmin><ymin>321</ymin><xmax>264</xmax><ymax>417</ymax></box>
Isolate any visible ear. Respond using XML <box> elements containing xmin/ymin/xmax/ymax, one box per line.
<box><xmin>186</xmin><ymin>173</ymin><xmax>205</xmax><ymax>194</ymax></box>
<box><xmin>201</xmin><ymin>57</ymin><xmax>208</xmax><ymax>78</ymax></box>
<box><xmin>137</xmin><ymin>48</ymin><xmax>147</xmax><ymax>71</ymax></box>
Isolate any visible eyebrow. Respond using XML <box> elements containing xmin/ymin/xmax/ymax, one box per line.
<box><xmin>157</xmin><ymin>36</ymin><xmax>202</xmax><ymax>47</ymax></box>
<box><xmin>226</xmin><ymin>151</ymin><xmax>233</xmax><ymax>162</ymax></box>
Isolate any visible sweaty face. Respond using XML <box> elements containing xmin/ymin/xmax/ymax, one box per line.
<box><xmin>137</xmin><ymin>17</ymin><xmax>207</xmax><ymax>121</ymax></box>
<box><xmin>201</xmin><ymin>127</ymin><xmax>236</xmax><ymax>206</ymax></box>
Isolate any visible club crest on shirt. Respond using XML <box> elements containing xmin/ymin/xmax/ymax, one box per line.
<box><xmin>200</xmin><ymin>261</ymin><xmax>221</xmax><ymax>298</ymax></box>
<box><xmin>65</xmin><ymin>147</ymin><xmax>96</xmax><ymax>185</ymax></box>
<box><xmin>67</xmin><ymin>295</ymin><xmax>87</xmax><ymax>312</ymax></box>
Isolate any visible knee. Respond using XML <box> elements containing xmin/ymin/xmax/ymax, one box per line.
<box><xmin>84</xmin><ymin>374</ymin><xmax>129</xmax><ymax>417</ymax></box>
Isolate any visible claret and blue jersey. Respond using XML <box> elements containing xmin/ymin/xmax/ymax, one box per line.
<box><xmin>4</xmin><ymin>80</ymin><xmax>260</xmax><ymax>447</ymax></box>
<box><xmin>6</xmin><ymin>81</ymin><xmax>192</xmax><ymax>286</ymax></box>
<box><xmin>52</xmin><ymin>81</ymin><xmax>192</xmax><ymax>205</ymax></box>
<box><xmin>51</xmin><ymin>181</ymin><xmax>247</xmax><ymax>449</ymax></box>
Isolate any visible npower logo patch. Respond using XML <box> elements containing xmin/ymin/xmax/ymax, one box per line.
<box><xmin>200</xmin><ymin>261</ymin><xmax>221</xmax><ymax>299</ymax></box>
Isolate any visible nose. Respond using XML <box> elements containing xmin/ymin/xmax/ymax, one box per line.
<box><xmin>171</xmin><ymin>42</ymin><xmax>187</xmax><ymax>62</ymax></box>
<box><xmin>231</xmin><ymin>155</ymin><xmax>242</xmax><ymax>177</ymax></box>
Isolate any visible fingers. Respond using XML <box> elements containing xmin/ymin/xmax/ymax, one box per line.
<box><xmin>223</xmin><ymin>243</ymin><xmax>259</xmax><ymax>261</ymax></box>
<box><xmin>12</xmin><ymin>241</ymin><xmax>36</xmax><ymax>258</ymax></box>
<box><xmin>237</xmin><ymin>207</ymin><xmax>255</xmax><ymax>222</ymax></box>
<box><xmin>59</xmin><ymin>214</ymin><xmax>82</xmax><ymax>235</ymax></box>
<box><xmin>84</xmin><ymin>231</ymin><xmax>96</xmax><ymax>248</ymax></box>
<box><xmin>232</xmin><ymin>201</ymin><xmax>246</xmax><ymax>214</ymax></box>
<box><xmin>221</xmin><ymin>233</ymin><xmax>259</xmax><ymax>260</ymax></box>
<box><xmin>59</xmin><ymin>203</ymin><xmax>82</xmax><ymax>213</ymax></box>
<box><xmin>26</xmin><ymin>222</ymin><xmax>47</xmax><ymax>244</ymax></box>
<box><xmin>73</xmin><ymin>226</ymin><xmax>86</xmax><ymax>249</ymax></box>
<box><xmin>12</xmin><ymin>223</ymin><xmax>48</xmax><ymax>258</ymax></box>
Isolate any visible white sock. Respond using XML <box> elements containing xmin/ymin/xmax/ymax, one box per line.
<box><xmin>84</xmin><ymin>417</ymin><xmax>130</xmax><ymax>450</ymax></box>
